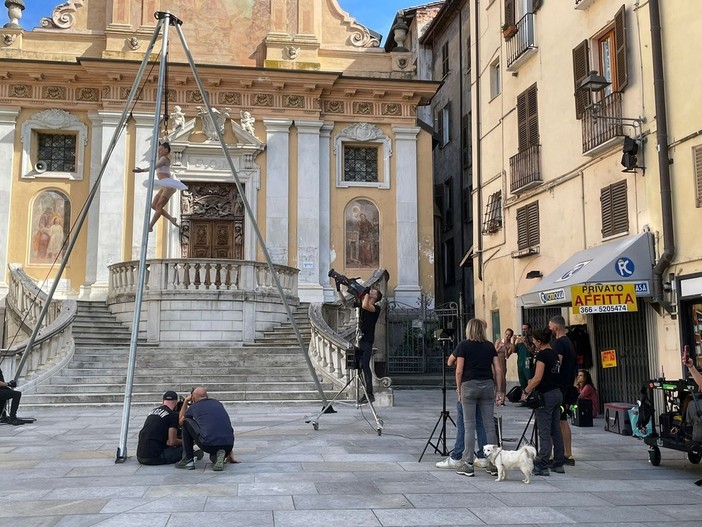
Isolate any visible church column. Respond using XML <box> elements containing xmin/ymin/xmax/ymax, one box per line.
<box><xmin>0</xmin><ymin>107</ymin><xmax>19</xmax><ymax>295</ymax></box>
<box><xmin>263</xmin><ymin>119</ymin><xmax>293</xmax><ymax>265</ymax></box>
<box><xmin>295</xmin><ymin>120</ymin><xmax>324</xmax><ymax>302</ymax></box>
<box><xmin>131</xmin><ymin>113</ymin><xmax>160</xmax><ymax>259</ymax></box>
<box><xmin>392</xmin><ymin>126</ymin><xmax>422</xmax><ymax>306</ymax></box>
<box><xmin>319</xmin><ymin>123</ymin><xmax>335</xmax><ymax>301</ymax></box>
<box><xmin>84</xmin><ymin>111</ymin><xmax>128</xmax><ymax>300</ymax></box>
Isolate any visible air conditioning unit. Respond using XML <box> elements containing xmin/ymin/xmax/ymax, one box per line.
<box><xmin>34</xmin><ymin>160</ymin><xmax>48</xmax><ymax>173</ymax></box>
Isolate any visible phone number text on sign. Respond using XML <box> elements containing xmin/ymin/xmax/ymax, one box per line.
<box><xmin>578</xmin><ymin>304</ymin><xmax>629</xmax><ymax>314</ymax></box>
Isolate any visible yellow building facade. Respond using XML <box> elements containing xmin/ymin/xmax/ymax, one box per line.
<box><xmin>471</xmin><ymin>0</ymin><xmax>702</xmax><ymax>402</ymax></box>
<box><xmin>0</xmin><ymin>0</ymin><xmax>439</xmax><ymax>307</ymax></box>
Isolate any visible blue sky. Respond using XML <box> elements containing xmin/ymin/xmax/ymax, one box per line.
<box><xmin>12</xmin><ymin>1</ymin><xmax>410</xmax><ymax>40</ymax></box>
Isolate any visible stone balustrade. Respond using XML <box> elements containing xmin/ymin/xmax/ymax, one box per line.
<box><xmin>107</xmin><ymin>259</ymin><xmax>299</xmax><ymax>345</ymax></box>
<box><xmin>1</xmin><ymin>264</ymin><xmax>76</xmax><ymax>392</ymax></box>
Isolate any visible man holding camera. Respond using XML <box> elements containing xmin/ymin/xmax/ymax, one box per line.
<box><xmin>357</xmin><ymin>286</ymin><xmax>383</xmax><ymax>404</ymax></box>
<box><xmin>0</xmin><ymin>368</ymin><xmax>23</xmax><ymax>426</ymax></box>
<box><xmin>176</xmin><ymin>387</ymin><xmax>235</xmax><ymax>471</ymax></box>
<box><xmin>137</xmin><ymin>390</ymin><xmax>199</xmax><ymax>465</ymax></box>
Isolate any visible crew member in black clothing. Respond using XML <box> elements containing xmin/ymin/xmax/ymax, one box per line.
<box><xmin>549</xmin><ymin>315</ymin><xmax>577</xmax><ymax>466</ymax></box>
<box><xmin>137</xmin><ymin>391</ymin><xmax>198</xmax><ymax>465</ymax></box>
<box><xmin>357</xmin><ymin>286</ymin><xmax>383</xmax><ymax>404</ymax></box>
<box><xmin>177</xmin><ymin>387</ymin><xmax>235</xmax><ymax>472</ymax></box>
<box><xmin>0</xmin><ymin>368</ymin><xmax>23</xmax><ymax>426</ymax></box>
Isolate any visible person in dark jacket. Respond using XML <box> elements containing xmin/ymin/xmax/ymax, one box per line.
<box><xmin>176</xmin><ymin>387</ymin><xmax>235</xmax><ymax>471</ymax></box>
<box><xmin>0</xmin><ymin>368</ymin><xmax>23</xmax><ymax>426</ymax></box>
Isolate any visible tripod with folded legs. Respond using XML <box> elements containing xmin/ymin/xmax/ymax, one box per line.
<box><xmin>306</xmin><ymin>305</ymin><xmax>384</xmax><ymax>435</ymax></box>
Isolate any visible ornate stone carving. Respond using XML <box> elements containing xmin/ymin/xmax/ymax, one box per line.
<box><xmin>119</xmin><ymin>87</ymin><xmax>130</xmax><ymax>100</ymax></box>
<box><xmin>239</xmin><ymin>110</ymin><xmax>255</xmax><ymax>135</ymax></box>
<box><xmin>4</xmin><ymin>1</ymin><xmax>24</xmax><ymax>29</ymax></box>
<box><xmin>349</xmin><ymin>26</ymin><xmax>380</xmax><ymax>48</ymax></box>
<box><xmin>283</xmin><ymin>95</ymin><xmax>304</xmax><ymax>108</ymax></box>
<box><xmin>353</xmin><ymin>101</ymin><xmax>373</xmax><ymax>115</ymax></box>
<box><xmin>101</xmin><ymin>86</ymin><xmax>110</xmax><ymax>98</ymax></box>
<box><xmin>25</xmin><ymin>108</ymin><xmax>81</xmax><ymax>132</ymax></box>
<box><xmin>186</xmin><ymin>90</ymin><xmax>203</xmax><ymax>104</ymax></box>
<box><xmin>2</xmin><ymin>34</ymin><xmax>16</xmax><ymax>45</ymax></box>
<box><xmin>252</xmin><ymin>93</ymin><xmax>273</xmax><ymax>107</ymax></box>
<box><xmin>323</xmin><ymin>100</ymin><xmax>344</xmax><ymax>114</ymax></box>
<box><xmin>40</xmin><ymin>0</ymin><xmax>84</xmax><ymax>30</ymax></box>
<box><xmin>197</xmin><ymin>106</ymin><xmax>230</xmax><ymax>141</ymax></box>
<box><xmin>382</xmin><ymin>103</ymin><xmax>401</xmax><ymax>116</ymax></box>
<box><xmin>9</xmin><ymin>84</ymin><xmax>31</xmax><ymax>98</ymax></box>
<box><xmin>284</xmin><ymin>46</ymin><xmax>299</xmax><ymax>59</ymax></box>
<box><xmin>42</xmin><ymin>86</ymin><xmax>66</xmax><ymax>100</ymax></box>
<box><xmin>219</xmin><ymin>92</ymin><xmax>241</xmax><ymax>105</ymax></box>
<box><xmin>126</xmin><ymin>37</ymin><xmax>140</xmax><ymax>50</ymax></box>
<box><xmin>170</xmin><ymin>105</ymin><xmax>185</xmax><ymax>131</ymax></box>
<box><xmin>337</xmin><ymin>123</ymin><xmax>385</xmax><ymax>144</ymax></box>
<box><xmin>76</xmin><ymin>88</ymin><xmax>99</xmax><ymax>101</ymax></box>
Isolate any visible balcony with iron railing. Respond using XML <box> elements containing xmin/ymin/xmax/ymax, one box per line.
<box><xmin>509</xmin><ymin>144</ymin><xmax>542</xmax><ymax>194</ymax></box>
<box><xmin>581</xmin><ymin>91</ymin><xmax>624</xmax><ymax>155</ymax></box>
<box><xmin>574</xmin><ymin>0</ymin><xmax>598</xmax><ymax>10</ymax></box>
<box><xmin>505</xmin><ymin>13</ymin><xmax>537</xmax><ymax>71</ymax></box>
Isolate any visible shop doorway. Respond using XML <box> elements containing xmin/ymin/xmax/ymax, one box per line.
<box><xmin>680</xmin><ymin>299</ymin><xmax>702</xmax><ymax>368</ymax></box>
<box><xmin>593</xmin><ymin>299</ymin><xmax>650</xmax><ymax>404</ymax></box>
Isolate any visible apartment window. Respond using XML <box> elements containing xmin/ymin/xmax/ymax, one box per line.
<box><xmin>466</xmin><ymin>38</ymin><xmax>471</xmax><ymax>72</ymax></box>
<box><xmin>437</xmin><ymin>103</ymin><xmax>451</xmax><ymax>147</ymax></box>
<box><xmin>462</xmin><ymin>186</ymin><xmax>473</xmax><ymax>224</ymax></box>
<box><xmin>441</xmin><ymin>41</ymin><xmax>450</xmax><ymax>77</ymax></box>
<box><xmin>343</xmin><ymin>146</ymin><xmax>378</xmax><ymax>183</ymax></box>
<box><xmin>334</xmin><ymin>123</ymin><xmax>391</xmax><ymax>189</ymax></box>
<box><xmin>462</xmin><ymin>113</ymin><xmax>472</xmax><ymax>169</ymax></box>
<box><xmin>572</xmin><ymin>5</ymin><xmax>628</xmax><ymax>119</ymax></box>
<box><xmin>37</xmin><ymin>133</ymin><xmax>77</xmax><ymax>172</ymax></box>
<box><xmin>504</xmin><ymin>0</ymin><xmax>516</xmax><ymax>27</ymax></box>
<box><xmin>517</xmin><ymin>83</ymin><xmax>539</xmax><ymax>151</ymax></box>
<box><xmin>482</xmin><ymin>190</ymin><xmax>502</xmax><ymax>234</ymax></box>
<box><xmin>695</xmin><ymin>145</ymin><xmax>702</xmax><ymax>208</ymax></box>
<box><xmin>601</xmin><ymin>180</ymin><xmax>628</xmax><ymax>238</ymax></box>
<box><xmin>516</xmin><ymin>201</ymin><xmax>539</xmax><ymax>250</ymax></box>
<box><xmin>444</xmin><ymin>238</ymin><xmax>455</xmax><ymax>285</ymax></box>
<box><xmin>443</xmin><ymin>179</ymin><xmax>453</xmax><ymax>231</ymax></box>
<box><xmin>21</xmin><ymin>108</ymin><xmax>87</xmax><ymax>180</ymax></box>
<box><xmin>490</xmin><ymin>59</ymin><xmax>501</xmax><ymax>100</ymax></box>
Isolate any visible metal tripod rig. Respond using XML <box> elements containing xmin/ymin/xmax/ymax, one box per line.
<box><xmin>306</xmin><ymin>303</ymin><xmax>384</xmax><ymax>435</ymax></box>
<box><xmin>8</xmin><ymin>11</ymin><xmax>329</xmax><ymax>462</ymax></box>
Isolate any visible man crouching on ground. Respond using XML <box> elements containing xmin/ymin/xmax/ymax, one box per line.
<box><xmin>176</xmin><ymin>387</ymin><xmax>235</xmax><ymax>471</ymax></box>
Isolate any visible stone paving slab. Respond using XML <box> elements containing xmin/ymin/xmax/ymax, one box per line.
<box><xmin>1</xmin><ymin>389</ymin><xmax>702</xmax><ymax>526</ymax></box>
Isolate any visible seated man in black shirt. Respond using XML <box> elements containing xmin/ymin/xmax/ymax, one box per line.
<box><xmin>0</xmin><ymin>368</ymin><xmax>24</xmax><ymax>426</ymax></box>
<box><xmin>137</xmin><ymin>391</ymin><xmax>201</xmax><ymax>465</ymax></box>
<box><xmin>176</xmin><ymin>387</ymin><xmax>235</xmax><ymax>471</ymax></box>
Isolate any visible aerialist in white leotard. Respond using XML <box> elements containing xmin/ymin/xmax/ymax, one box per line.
<box><xmin>133</xmin><ymin>142</ymin><xmax>187</xmax><ymax>232</ymax></box>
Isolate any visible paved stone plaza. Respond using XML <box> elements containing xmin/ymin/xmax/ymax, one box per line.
<box><xmin>1</xmin><ymin>389</ymin><xmax>701</xmax><ymax>526</ymax></box>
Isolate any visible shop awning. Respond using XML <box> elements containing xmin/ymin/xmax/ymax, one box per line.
<box><xmin>520</xmin><ymin>232</ymin><xmax>655</xmax><ymax>308</ymax></box>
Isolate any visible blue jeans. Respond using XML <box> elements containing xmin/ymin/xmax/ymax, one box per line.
<box><xmin>535</xmin><ymin>387</ymin><xmax>565</xmax><ymax>470</ymax></box>
<box><xmin>461</xmin><ymin>379</ymin><xmax>498</xmax><ymax>463</ymax></box>
<box><xmin>451</xmin><ymin>400</ymin><xmax>487</xmax><ymax>460</ymax></box>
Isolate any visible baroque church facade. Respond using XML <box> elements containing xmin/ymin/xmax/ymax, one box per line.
<box><xmin>0</xmin><ymin>0</ymin><xmax>439</xmax><ymax>307</ymax></box>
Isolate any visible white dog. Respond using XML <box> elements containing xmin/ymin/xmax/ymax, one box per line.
<box><xmin>483</xmin><ymin>444</ymin><xmax>536</xmax><ymax>484</ymax></box>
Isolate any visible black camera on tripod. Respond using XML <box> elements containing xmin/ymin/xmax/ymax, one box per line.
<box><xmin>328</xmin><ymin>268</ymin><xmax>369</xmax><ymax>301</ymax></box>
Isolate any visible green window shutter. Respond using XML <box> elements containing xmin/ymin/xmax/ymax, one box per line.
<box><xmin>572</xmin><ymin>40</ymin><xmax>592</xmax><ymax>119</ymax></box>
<box><xmin>614</xmin><ymin>4</ymin><xmax>628</xmax><ymax>91</ymax></box>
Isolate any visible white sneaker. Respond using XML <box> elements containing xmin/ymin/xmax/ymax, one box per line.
<box><xmin>473</xmin><ymin>458</ymin><xmax>488</xmax><ymax>468</ymax></box>
<box><xmin>435</xmin><ymin>456</ymin><xmax>461</xmax><ymax>469</ymax></box>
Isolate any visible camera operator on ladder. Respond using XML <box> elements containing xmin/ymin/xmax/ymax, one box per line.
<box><xmin>357</xmin><ymin>287</ymin><xmax>383</xmax><ymax>404</ymax></box>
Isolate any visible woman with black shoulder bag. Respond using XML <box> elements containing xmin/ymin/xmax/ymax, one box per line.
<box><xmin>520</xmin><ymin>326</ymin><xmax>565</xmax><ymax>476</ymax></box>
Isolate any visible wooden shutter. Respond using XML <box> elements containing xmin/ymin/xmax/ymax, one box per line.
<box><xmin>505</xmin><ymin>0</ymin><xmax>515</xmax><ymax>27</ymax></box>
<box><xmin>572</xmin><ymin>40</ymin><xmax>592</xmax><ymax>119</ymax></box>
<box><xmin>695</xmin><ymin>146</ymin><xmax>702</xmax><ymax>208</ymax></box>
<box><xmin>517</xmin><ymin>202</ymin><xmax>539</xmax><ymax>250</ymax></box>
<box><xmin>601</xmin><ymin>180</ymin><xmax>628</xmax><ymax>237</ymax></box>
<box><xmin>614</xmin><ymin>5</ymin><xmax>628</xmax><ymax>91</ymax></box>
<box><xmin>517</xmin><ymin>84</ymin><xmax>539</xmax><ymax>151</ymax></box>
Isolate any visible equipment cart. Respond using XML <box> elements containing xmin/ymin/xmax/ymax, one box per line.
<box><xmin>642</xmin><ymin>378</ymin><xmax>702</xmax><ymax>466</ymax></box>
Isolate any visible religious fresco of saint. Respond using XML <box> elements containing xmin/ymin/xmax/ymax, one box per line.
<box><xmin>29</xmin><ymin>190</ymin><xmax>71</xmax><ymax>265</ymax></box>
<box><xmin>345</xmin><ymin>199</ymin><xmax>379</xmax><ymax>269</ymax></box>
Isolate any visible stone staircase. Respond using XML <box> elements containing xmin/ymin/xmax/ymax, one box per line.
<box><xmin>21</xmin><ymin>301</ymin><xmax>335</xmax><ymax>407</ymax></box>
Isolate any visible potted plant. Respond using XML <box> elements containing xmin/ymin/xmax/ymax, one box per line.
<box><xmin>501</xmin><ymin>22</ymin><xmax>518</xmax><ymax>40</ymax></box>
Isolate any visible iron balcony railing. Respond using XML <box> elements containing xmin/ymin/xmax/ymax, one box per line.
<box><xmin>506</xmin><ymin>12</ymin><xmax>536</xmax><ymax>69</ymax></box>
<box><xmin>581</xmin><ymin>91</ymin><xmax>624</xmax><ymax>153</ymax></box>
<box><xmin>509</xmin><ymin>143</ymin><xmax>542</xmax><ymax>194</ymax></box>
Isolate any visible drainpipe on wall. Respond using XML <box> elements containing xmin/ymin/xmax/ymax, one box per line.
<box><xmin>649</xmin><ymin>0</ymin><xmax>675</xmax><ymax>315</ymax></box>
<box><xmin>474</xmin><ymin>0</ymin><xmax>483</xmax><ymax>281</ymax></box>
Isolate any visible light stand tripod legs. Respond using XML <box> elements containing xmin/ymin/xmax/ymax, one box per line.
<box><xmin>517</xmin><ymin>408</ymin><xmax>539</xmax><ymax>450</ymax></box>
<box><xmin>305</xmin><ymin>369</ymin><xmax>383</xmax><ymax>434</ymax></box>
<box><xmin>419</xmin><ymin>410</ymin><xmax>456</xmax><ymax>461</ymax></box>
